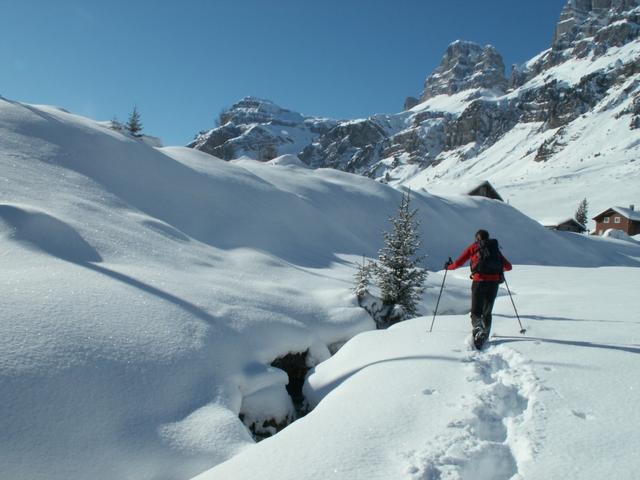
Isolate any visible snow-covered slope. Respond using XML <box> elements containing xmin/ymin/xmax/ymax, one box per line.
<box><xmin>194</xmin><ymin>265</ymin><xmax>640</xmax><ymax>480</ymax></box>
<box><xmin>2</xmin><ymin>96</ymin><xmax>639</xmax><ymax>480</ymax></box>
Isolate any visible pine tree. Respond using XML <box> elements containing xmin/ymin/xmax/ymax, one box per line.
<box><xmin>373</xmin><ymin>191</ymin><xmax>427</xmax><ymax>319</ymax></box>
<box><xmin>220</xmin><ymin>142</ymin><xmax>236</xmax><ymax>160</ymax></box>
<box><xmin>575</xmin><ymin>197</ymin><xmax>588</xmax><ymax>231</ymax></box>
<box><xmin>259</xmin><ymin>144</ymin><xmax>278</xmax><ymax>161</ymax></box>
<box><xmin>110</xmin><ymin>116</ymin><xmax>123</xmax><ymax>132</ymax></box>
<box><xmin>353</xmin><ymin>256</ymin><xmax>374</xmax><ymax>298</ymax></box>
<box><xmin>125</xmin><ymin>106</ymin><xmax>143</xmax><ymax>137</ymax></box>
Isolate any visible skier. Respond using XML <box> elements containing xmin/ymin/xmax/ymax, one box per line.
<box><xmin>445</xmin><ymin>229</ymin><xmax>512</xmax><ymax>349</ymax></box>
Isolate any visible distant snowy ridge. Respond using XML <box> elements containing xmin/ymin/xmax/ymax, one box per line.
<box><xmin>188</xmin><ymin>96</ymin><xmax>337</xmax><ymax>160</ymax></box>
<box><xmin>189</xmin><ymin>0</ymin><xmax>640</xmax><ymax>224</ymax></box>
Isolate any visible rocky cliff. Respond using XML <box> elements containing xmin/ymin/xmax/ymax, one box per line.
<box><xmin>420</xmin><ymin>41</ymin><xmax>508</xmax><ymax>101</ymax></box>
<box><xmin>188</xmin><ymin>97</ymin><xmax>336</xmax><ymax>160</ymax></box>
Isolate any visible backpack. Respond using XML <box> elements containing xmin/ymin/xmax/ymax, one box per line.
<box><xmin>473</xmin><ymin>238</ymin><xmax>503</xmax><ymax>275</ymax></box>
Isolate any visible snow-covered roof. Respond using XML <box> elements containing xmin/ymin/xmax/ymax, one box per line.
<box><xmin>538</xmin><ymin>217</ymin><xmax>582</xmax><ymax>228</ymax></box>
<box><xmin>420</xmin><ymin>179</ymin><xmax>502</xmax><ymax>198</ymax></box>
<box><xmin>593</xmin><ymin>206</ymin><xmax>640</xmax><ymax>222</ymax></box>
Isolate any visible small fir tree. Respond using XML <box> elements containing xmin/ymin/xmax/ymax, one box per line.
<box><xmin>259</xmin><ymin>144</ymin><xmax>278</xmax><ymax>161</ymax></box>
<box><xmin>353</xmin><ymin>256</ymin><xmax>374</xmax><ymax>298</ymax></box>
<box><xmin>219</xmin><ymin>142</ymin><xmax>236</xmax><ymax>160</ymax></box>
<box><xmin>110</xmin><ymin>116</ymin><xmax>123</xmax><ymax>132</ymax></box>
<box><xmin>373</xmin><ymin>191</ymin><xmax>427</xmax><ymax>319</ymax></box>
<box><xmin>125</xmin><ymin>105</ymin><xmax>143</xmax><ymax>137</ymax></box>
<box><xmin>575</xmin><ymin>197</ymin><xmax>588</xmax><ymax>231</ymax></box>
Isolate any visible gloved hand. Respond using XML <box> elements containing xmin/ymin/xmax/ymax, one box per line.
<box><xmin>444</xmin><ymin>258</ymin><xmax>453</xmax><ymax>270</ymax></box>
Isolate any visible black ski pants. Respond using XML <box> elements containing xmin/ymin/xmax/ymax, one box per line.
<box><xmin>470</xmin><ymin>281</ymin><xmax>500</xmax><ymax>334</ymax></box>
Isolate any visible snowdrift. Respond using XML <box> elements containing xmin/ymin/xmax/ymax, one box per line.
<box><xmin>197</xmin><ymin>266</ymin><xmax>640</xmax><ymax>480</ymax></box>
<box><xmin>1</xmin><ymin>97</ymin><xmax>639</xmax><ymax>480</ymax></box>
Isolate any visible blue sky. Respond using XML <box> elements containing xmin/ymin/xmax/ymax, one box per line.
<box><xmin>1</xmin><ymin>0</ymin><xmax>566</xmax><ymax>145</ymax></box>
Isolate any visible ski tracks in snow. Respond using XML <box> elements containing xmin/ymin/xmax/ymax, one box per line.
<box><xmin>403</xmin><ymin>344</ymin><xmax>544</xmax><ymax>480</ymax></box>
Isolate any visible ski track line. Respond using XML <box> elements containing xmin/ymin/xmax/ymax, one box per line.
<box><xmin>403</xmin><ymin>343</ymin><xmax>545</xmax><ymax>480</ymax></box>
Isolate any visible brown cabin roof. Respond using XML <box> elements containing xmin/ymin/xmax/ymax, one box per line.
<box><xmin>540</xmin><ymin>217</ymin><xmax>586</xmax><ymax>231</ymax></box>
<box><xmin>593</xmin><ymin>206</ymin><xmax>640</xmax><ymax>222</ymax></box>
<box><xmin>466</xmin><ymin>181</ymin><xmax>503</xmax><ymax>202</ymax></box>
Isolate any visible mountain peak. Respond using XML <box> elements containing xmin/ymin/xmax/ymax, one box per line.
<box><xmin>553</xmin><ymin>0</ymin><xmax>640</xmax><ymax>51</ymax></box>
<box><xmin>219</xmin><ymin>96</ymin><xmax>304</xmax><ymax>127</ymax></box>
<box><xmin>420</xmin><ymin>40</ymin><xmax>507</xmax><ymax>101</ymax></box>
<box><xmin>188</xmin><ymin>98</ymin><xmax>337</xmax><ymax>161</ymax></box>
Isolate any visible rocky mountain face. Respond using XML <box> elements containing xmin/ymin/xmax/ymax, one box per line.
<box><xmin>420</xmin><ymin>41</ymin><xmax>508</xmax><ymax>101</ymax></box>
<box><xmin>189</xmin><ymin>0</ymin><xmax>640</xmax><ymax>189</ymax></box>
<box><xmin>188</xmin><ymin>97</ymin><xmax>336</xmax><ymax>160</ymax></box>
<box><xmin>512</xmin><ymin>0</ymin><xmax>640</xmax><ymax>87</ymax></box>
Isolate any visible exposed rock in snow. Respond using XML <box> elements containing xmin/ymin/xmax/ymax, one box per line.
<box><xmin>403</xmin><ymin>96</ymin><xmax>420</xmax><ymax>110</ymax></box>
<box><xmin>420</xmin><ymin>41</ymin><xmax>508</xmax><ymax>101</ymax></box>
<box><xmin>188</xmin><ymin>97</ymin><xmax>337</xmax><ymax>161</ymax></box>
<box><xmin>299</xmin><ymin>118</ymin><xmax>389</xmax><ymax>171</ymax></box>
<box><xmin>514</xmin><ymin>0</ymin><xmax>640</xmax><ymax>86</ymax></box>
<box><xmin>553</xmin><ymin>0</ymin><xmax>640</xmax><ymax>52</ymax></box>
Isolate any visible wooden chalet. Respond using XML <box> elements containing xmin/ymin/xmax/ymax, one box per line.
<box><xmin>592</xmin><ymin>205</ymin><xmax>640</xmax><ymax>236</ymax></box>
<box><xmin>466</xmin><ymin>181</ymin><xmax>504</xmax><ymax>202</ymax></box>
<box><xmin>423</xmin><ymin>180</ymin><xmax>504</xmax><ymax>202</ymax></box>
<box><xmin>540</xmin><ymin>217</ymin><xmax>586</xmax><ymax>233</ymax></box>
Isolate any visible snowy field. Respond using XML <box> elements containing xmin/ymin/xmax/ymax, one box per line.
<box><xmin>195</xmin><ymin>266</ymin><xmax>640</xmax><ymax>480</ymax></box>
<box><xmin>1</xmin><ymin>97</ymin><xmax>639</xmax><ymax>480</ymax></box>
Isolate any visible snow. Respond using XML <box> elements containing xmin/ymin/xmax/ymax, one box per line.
<box><xmin>517</xmin><ymin>39</ymin><xmax>640</xmax><ymax>90</ymax></box>
<box><xmin>194</xmin><ymin>266</ymin><xmax>640</xmax><ymax>480</ymax></box>
<box><xmin>597</xmin><ymin>205</ymin><xmax>640</xmax><ymax>222</ymax></box>
<box><xmin>410</xmin><ymin>89</ymin><xmax>490</xmax><ymax>115</ymax></box>
<box><xmin>414</xmin><ymin>179</ymin><xmax>499</xmax><ymax>198</ymax></box>
<box><xmin>265</xmin><ymin>153</ymin><xmax>309</xmax><ymax>168</ymax></box>
<box><xmin>602</xmin><ymin>228</ymin><xmax>639</xmax><ymax>242</ymax></box>
<box><xmin>524</xmin><ymin>48</ymin><xmax>551</xmax><ymax>71</ymax></box>
<box><xmin>2</xmin><ymin>93</ymin><xmax>640</xmax><ymax>480</ymax></box>
<box><xmin>0</xmin><ymin>98</ymin><xmax>376</xmax><ymax>480</ymax></box>
<box><xmin>537</xmin><ymin>216</ymin><xmax>579</xmax><ymax>227</ymax></box>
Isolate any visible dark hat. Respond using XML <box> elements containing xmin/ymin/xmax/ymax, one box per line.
<box><xmin>475</xmin><ymin>229</ymin><xmax>489</xmax><ymax>240</ymax></box>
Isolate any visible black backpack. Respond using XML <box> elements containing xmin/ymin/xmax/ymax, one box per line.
<box><xmin>473</xmin><ymin>238</ymin><xmax>503</xmax><ymax>275</ymax></box>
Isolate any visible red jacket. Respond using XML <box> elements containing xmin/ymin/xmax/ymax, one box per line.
<box><xmin>447</xmin><ymin>241</ymin><xmax>512</xmax><ymax>282</ymax></box>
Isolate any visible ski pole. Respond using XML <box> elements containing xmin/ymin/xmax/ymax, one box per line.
<box><xmin>429</xmin><ymin>257</ymin><xmax>452</xmax><ymax>333</ymax></box>
<box><xmin>503</xmin><ymin>276</ymin><xmax>526</xmax><ymax>334</ymax></box>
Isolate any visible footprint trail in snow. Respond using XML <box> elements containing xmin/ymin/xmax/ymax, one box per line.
<box><xmin>405</xmin><ymin>344</ymin><xmax>543</xmax><ymax>480</ymax></box>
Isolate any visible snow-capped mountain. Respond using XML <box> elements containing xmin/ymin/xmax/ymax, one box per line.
<box><xmin>190</xmin><ymin>0</ymin><xmax>640</xmax><ymax>222</ymax></box>
<box><xmin>188</xmin><ymin>97</ymin><xmax>337</xmax><ymax>160</ymax></box>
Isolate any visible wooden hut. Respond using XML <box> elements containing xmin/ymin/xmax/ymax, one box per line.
<box><xmin>592</xmin><ymin>205</ymin><xmax>640</xmax><ymax>236</ymax></box>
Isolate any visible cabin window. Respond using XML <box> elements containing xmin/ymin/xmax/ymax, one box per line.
<box><xmin>603</xmin><ymin>217</ymin><xmax>610</xmax><ymax>223</ymax></box>
<box><xmin>614</xmin><ymin>217</ymin><xmax>621</xmax><ymax>224</ymax></box>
